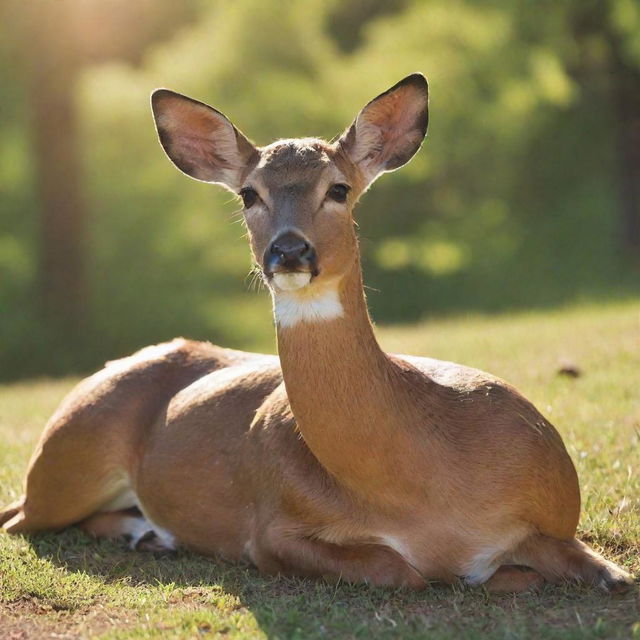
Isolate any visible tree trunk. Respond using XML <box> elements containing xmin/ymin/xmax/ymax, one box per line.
<box><xmin>571</xmin><ymin>1</ymin><xmax>640</xmax><ymax>258</ymax></box>
<box><xmin>609</xmin><ymin>44</ymin><xmax>640</xmax><ymax>257</ymax></box>
<box><xmin>29</xmin><ymin>3</ymin><xmax>86</xmax><ymax>332</ymax></box>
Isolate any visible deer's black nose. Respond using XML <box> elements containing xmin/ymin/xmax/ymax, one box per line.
<box><xmin>265</xmin><ymin>231</ymin><xmax>317</xmax><ymax>274</ymax></box>
<box><xmin>271</xmin><ymin>234</ymin><xmax>311</xmax><ymax>262</ymax></box>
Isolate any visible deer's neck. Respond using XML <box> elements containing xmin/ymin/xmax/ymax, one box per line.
<box><xmin>273</xmin><ymin>259</ymin><xmax>414</xmax><ymax>501</ymax></box>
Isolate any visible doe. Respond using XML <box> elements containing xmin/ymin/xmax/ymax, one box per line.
<box><xmin>1</xmin><ymin>74</ymin><xmax>633</xmax><ymax>593</ymax></box>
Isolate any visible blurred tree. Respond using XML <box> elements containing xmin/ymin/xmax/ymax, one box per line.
<box><xmin>1</xmin><ymin>0</ymin><xmax>638</xmax><ymax>380</ymax></box>
<box><xmin>26</xmin><ymin>1</ymin><xmax>85</xmax><ymax>333</ymax></box>
<box><xmin>569</xmin><ymin>0</ymin><xmax>640</xmax><ymax>256</ymax></box>
<box><xmin>326</xmin><ymin>0</ymin><xmax>408</xmax><ymax>53</ymax></box>
<box><xmin>6</xmin><ymin>0</ymin><xmax>199</xmax><ymax>333</ymax></box>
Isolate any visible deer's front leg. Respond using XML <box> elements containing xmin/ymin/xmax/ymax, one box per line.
<box><xmin>250</xmin><ymin>523</ymin><xmax>427</xmax><ymax>589</ymax></box>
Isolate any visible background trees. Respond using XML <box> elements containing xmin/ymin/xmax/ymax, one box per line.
<box><xmin>1</xmin><ymin>0</ymin><xmax>638</xmax><ymax>379</ymax></box>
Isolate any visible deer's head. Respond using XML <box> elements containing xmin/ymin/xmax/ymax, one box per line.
<box><xmin>151</xmin><ymin>74</ymin><xmax>428</xmax><ymax>305</ymax></box>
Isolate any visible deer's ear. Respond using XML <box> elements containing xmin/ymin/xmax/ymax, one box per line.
<box><xmin>339</xmin><ymin>73</ymin><xmax>428</xmax><ymax>186</ymax></box>
<box><xmin>151</xmin><ymin>89</ymin><xmax>258</xmax><ymax>191</ymax></box>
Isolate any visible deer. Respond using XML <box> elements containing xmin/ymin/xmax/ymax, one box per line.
<box><xmin>1</xmin><ymin>74</ymin><xmax>634</xmax><ymax>594</ymax></box>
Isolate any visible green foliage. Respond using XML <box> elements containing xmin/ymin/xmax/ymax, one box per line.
<box><xmin>1</xmin><ymin>0</ymin><xmax>639</xmax><ymax>378</ymax></box>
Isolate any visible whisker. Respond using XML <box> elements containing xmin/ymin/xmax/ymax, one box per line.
<box><xmin>245</xmin><ymin>264</ymin><xmax>266</xmax><ymax>293</ymax></box>
<box><xmin>227</xmin><ymin>207</ymin><xmax>244</xmax><ymax>223</ymax></box>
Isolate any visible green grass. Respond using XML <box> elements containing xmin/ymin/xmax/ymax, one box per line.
<box><xmin>1</xmin><ymin>301</ymin><xmax>639</xmax><ymax>639</ymax></box>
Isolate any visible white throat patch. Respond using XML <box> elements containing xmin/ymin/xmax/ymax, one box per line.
<box><xmin>273</xmin><ymin>286</ymin><xmax>344</xmax><ymax>328</ymax></box>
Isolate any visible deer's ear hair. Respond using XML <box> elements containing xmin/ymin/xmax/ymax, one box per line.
<box><xmin>151</xmin><ymin>89</ymin><xmax>258</xmax><ymax>191</ymax></box>
<box><xmin>339</xmin><ymin>73</ymin><xmax>428</xmax><ymax>186</ymax></box>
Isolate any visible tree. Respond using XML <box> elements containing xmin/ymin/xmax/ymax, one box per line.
<box><xmin>8</xmin><ymin>0</ymin><xmax>199</xmax><ymax>333</ymax></box>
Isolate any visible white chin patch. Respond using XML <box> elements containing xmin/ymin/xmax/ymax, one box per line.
<box><xmin>272</xmin><ymin>271</ymin><xmax>312</xmax><ymax>291</ymax></box>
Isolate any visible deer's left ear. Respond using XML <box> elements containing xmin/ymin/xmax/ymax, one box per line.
<box><xmin>339</xmin><ymin>73</ymin><xmax>428</xmax><ymax>186</ymax></box>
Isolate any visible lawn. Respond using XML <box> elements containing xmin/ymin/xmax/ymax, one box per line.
<box><xmin>1</xmin><ymin>301</ymin><xmax>638</xmax><ymax>639</ymax></box>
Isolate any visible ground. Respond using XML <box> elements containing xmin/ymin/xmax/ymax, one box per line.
<box><xmin>1</xmin><ymin>301</ymin><xmax>638</xmax><ymax>639</ymax></box>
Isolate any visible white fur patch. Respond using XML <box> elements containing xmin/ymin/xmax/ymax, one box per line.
<box><xmin>119</xmin><ymin>514</ymin><xmax>157</xmax><ymax>548</ymax></box>
<box><xmin>274</xmin><ymin>287</ymin><xmax>343</xmax><ymax>328</ymax></box>
<box><xmin>134</xmin><ymin>501</ymin><xmax>176</xmax><ymax>551</ymax></box>
<box><xmin>111</xmin><ymin>513</ymin><xmax>175</xmax><ymax>551</ymax></box>
<box><xmin>462</xmin><ymin>546</ymin><xmax>504</xmax><ymax>585</ymax></box>
<box><xmin>99</xmin><ymin>482</ymin><xmax>176</xmax><ymax>551</ymax></box>
<box><xmin>462</xmin><ymin>528</ymin><xmax>531</xmax><ymax>585</ymax></box>
<box><xmin>460</xmin><ymin>525</ymin><xmax>531</xmax><ymax>585</ymax></box>
<box><xmin>272</xmin><ymin>272</ymin><xmax>312</xmax><ymax>292</ymax></box>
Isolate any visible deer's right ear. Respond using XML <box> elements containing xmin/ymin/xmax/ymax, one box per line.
<box><xmin>151</xmin><ymin>89</ymin><xmax>258</xmax><ymax>191</ymax></box>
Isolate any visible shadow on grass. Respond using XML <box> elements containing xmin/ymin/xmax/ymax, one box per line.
<box><xmin>25</xmin><ymin>529</ymin><xmax>639</xmax><ymax>640</ymax></box>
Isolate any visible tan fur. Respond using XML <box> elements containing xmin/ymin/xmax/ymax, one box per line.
<box><xmin>1</xmin><ymin>75</ymin><xmax>634</xmax><ymax>595</ymax></box>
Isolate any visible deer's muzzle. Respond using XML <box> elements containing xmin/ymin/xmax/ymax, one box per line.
<box><xmin>264</xmin><ymin>231</ymin><xmax>318</xmax><ymax>278</ymax></box>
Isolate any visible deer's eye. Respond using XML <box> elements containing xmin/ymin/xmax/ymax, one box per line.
<box><xmin>239</xmin><ymin>187</ymin><xmax>259</xmax><ymax>209</ymax></box>
<box><xmin>326</xmin><ymin>183</ymin><xmax>350</xmax><ymax>203</ymax></box>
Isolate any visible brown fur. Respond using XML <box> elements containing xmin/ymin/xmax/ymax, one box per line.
<box><xmin>1</xmin><ymin>75</ymin><xmax>633</xmax><ymax>594</ymax></box>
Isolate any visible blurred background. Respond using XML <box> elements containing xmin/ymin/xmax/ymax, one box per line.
<box><xmin>1</xmin><ymin>0</ymin><xmax>639</xmax><ymax>381</ymax></box>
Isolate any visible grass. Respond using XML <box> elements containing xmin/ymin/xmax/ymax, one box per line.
<box><xmin>1</xmin><ymin>300</ymin><xmax>639</xmax><ymax>639</ymax></box>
